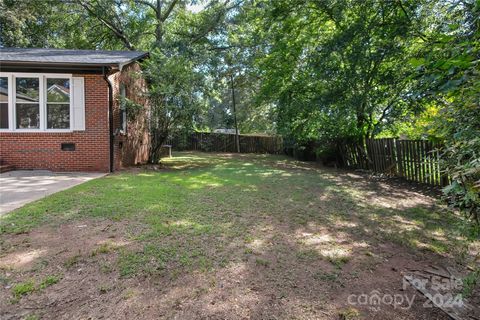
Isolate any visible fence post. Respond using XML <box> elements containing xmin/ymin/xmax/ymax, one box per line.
<box><xmin>395</xmin><ymin>139</ymin><xmax>403</xmax><ymax>177</ymax></box>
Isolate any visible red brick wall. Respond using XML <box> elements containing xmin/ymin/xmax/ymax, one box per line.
<box><xmin>0</xmin><ymin>74</ymin><xmax>110</xmax><ymax>172</ymax></box>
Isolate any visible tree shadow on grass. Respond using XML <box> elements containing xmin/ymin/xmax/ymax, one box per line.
<box><xmin>0</xmin><ymin>152</ymin><xmax>478</xmax><ymax>319</ymax></box>
<box><xmin>107</xmin><ymin>153</ymin><xmax>477</xmax><ymax>318</ymax></box>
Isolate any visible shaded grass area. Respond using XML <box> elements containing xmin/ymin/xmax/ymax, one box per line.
<box><xmin>1</xmin><ymin>152</ymin><xmax>477</xmax><ymax>273</ymax></box>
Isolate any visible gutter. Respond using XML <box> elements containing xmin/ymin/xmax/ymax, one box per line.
<box><xmin>103</xmin><ymin>66</ymin><xmax>115</xmax><ymax>173</ymax></box>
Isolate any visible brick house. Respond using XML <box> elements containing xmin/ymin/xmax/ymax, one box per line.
<box><xmin>0</xmin><ymin>48</ymin><xmax>150</xmax><ymax>172</ymax></box>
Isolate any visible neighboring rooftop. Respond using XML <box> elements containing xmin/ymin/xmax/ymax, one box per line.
<box><xmin>0</xmin><ymin>48</ymin><xmax>149</xmax><ymax>72</ymax></box>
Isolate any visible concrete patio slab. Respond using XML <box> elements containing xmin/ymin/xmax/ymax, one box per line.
<box><xmin>0</xmin><ymin>171</ymin><xmax>106</xmax><ymax>215</ymax></box>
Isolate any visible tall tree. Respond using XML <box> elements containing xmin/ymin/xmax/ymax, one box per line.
<box><xmin>1</xmin><ymin>0</ymin><xmax>243</xmax><ymax>162</ymax></box>
<box><xmin>71</xmin><ymin>0</ymin><xmax>245</xmax><ymax>161</ymax></box>
<box><xmin>249</xmin><ymin>0</ymin><xmax>422</xmax><ymax>151</ymax></box>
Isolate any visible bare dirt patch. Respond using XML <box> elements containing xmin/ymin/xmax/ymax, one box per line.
<box><xmin>0</xmin><ymin>223</ymin><xmax>457</xmax><ymax>319</ymax></box>
<box><xmin>0</xmin><ymin>219</ymin><xmax>136</xmax><ymax>319</ymax></box>
<box><xmin>0</xmin><ymin>152</ymin><xmax>477</xmax><ymax>319</ymax></box>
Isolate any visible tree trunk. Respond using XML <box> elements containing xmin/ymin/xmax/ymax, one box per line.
<box><xmin>149</xmin><ymin>128</ymin><xmax>169</xmax><ymax>164</ymax></box>
<box><xmin>230</xmin><ymin>73</ymin><xmax>240</xmax><ymax>153</ymax></box>
<box><xmin>155</xmin><ymin>0</ymin><xmax>163</xmax><ymax>47</ymax></box>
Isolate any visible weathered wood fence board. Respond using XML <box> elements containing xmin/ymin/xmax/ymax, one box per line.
<box><xmin>170</xmin><ymin>134</ymin><xmax>445</xmax><ymax>187</ymax></box>
<box><xmin>168</xmin><ymin>132</ymin><xmax>284</xmax><ymax>154</ymax></box>
<box><xmin>338</xmin><ymin>138</ymin><xmax>448</xmax><ymax>187</ymax></box>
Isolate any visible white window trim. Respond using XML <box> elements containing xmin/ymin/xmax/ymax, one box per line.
<box><xmin>0</xmin><ymin>72</ymin><xmax>73</xmax><ymax>132</ymax></box>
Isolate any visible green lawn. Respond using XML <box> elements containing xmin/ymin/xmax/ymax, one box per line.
<box><xmin>0</xmin><ymin>152</ymin><xmax>478</xmax><ymax>319</ymax></box>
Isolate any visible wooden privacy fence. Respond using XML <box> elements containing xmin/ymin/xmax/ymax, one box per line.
<box><xmin>168</xmin><ymin>132</ymin><xmax>284</xmax><ymax>154</ymax></box>
<box><xmin>338</xmin><ymin>138</ymin><xmax>448</xmax><ymax>187</ymax></box>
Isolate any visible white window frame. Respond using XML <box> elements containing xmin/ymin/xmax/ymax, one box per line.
<box><xmin>0</xmin><ymin>72</ymin><xmax>73</xmax><ymax>132</ymax></box>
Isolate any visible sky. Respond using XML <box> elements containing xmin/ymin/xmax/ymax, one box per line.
<box><xmin>186</xmin><ymin>2</ymin><xmax>205</xmax><ymax>13</ymax></box>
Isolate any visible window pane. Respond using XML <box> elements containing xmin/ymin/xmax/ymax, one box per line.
<box><xmin>16</xmin><ymin>104</ymin><xmax>39</xmax><ymax>129</ymax></box>
<box><xmin>0</xmin><ymin>103</ymin><xmax>7</xmax><ymax>129</ymax></box>
<box><xmin>47</xmin><ymin>78</ymin><xmax>70</xmax><ymax>103</ymax></box>
<box><xmin>0</xmin><ymin>77</ymin><xmax>8</xmax><ymax>129</ymax></box>
<box><xmin>47</xmin><ymin>104</ymin><xmax>70</xmax><ymax>129</ymax></box>
<box><xmin>16</xmin><ymin>78</ymin><xmax>39</xmax><ymax>129</ymax></box>
<box><xmin>16</xmin><ymin>78</ymin><xmax>39</xmax><ymax>103</ymax></box>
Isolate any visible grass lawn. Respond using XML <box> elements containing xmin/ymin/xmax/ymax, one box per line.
<box><xmin>0</xmin><ymin>152</ymin><xmax>478</xmax><ymax>319</ymax></box>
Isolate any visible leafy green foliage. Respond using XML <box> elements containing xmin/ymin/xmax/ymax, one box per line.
<box><xmin>144</xmin><ymin>50</ymin><xmax>206</xmax><ymax>162</ymax></box>
<box><xmin>442</xmin><ymin>136</ymin><xmax>480</xmax><ymax>223</ymax></box>
<box><xmin>10</xmin><ymin>275</ymin><xmax>61</xmax><ymax>301</ymax></box>
<box><xmin>463</xmin><ymin>267</ymin><xmax>480</xmax><ymax>297</ymax></box>
<box><xmin>249</xmin><ymin>0</ymin><xmax>421</xmax><ymax>148</ymax></box>
<box><xmin>1</xmin><ymin>0</ymin><xmax>478</xmax><ymax>224</ymax></box>
<box><xmin>39</xmin><ymin>275</ymin><xmax>61</xmax><ymax>290</ymax></box>
<box><xmin>412</xmin><ymin>0</ymin><xmax>480</xmax><ymax>224</ymax></box>
<box><xmin>12</xmin><ymin>281</ymin><xmax>35</xmax><ymax>298</ymax></box>
<box><xmin>0</xmin><ymin>0</ymin><xmax>121</xmax><ymax>49</ymax></box>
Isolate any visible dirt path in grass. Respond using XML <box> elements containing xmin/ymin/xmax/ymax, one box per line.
<box><xmin>0</xmin><ymin>152</ymin><xmax>478</xmax><ymax>319</ymax></box>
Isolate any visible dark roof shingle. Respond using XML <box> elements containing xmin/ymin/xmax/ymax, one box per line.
<box><xmin>0</xmin><ymin>48</ymin><xmax>148</xmax><ymax>67</ymax></box>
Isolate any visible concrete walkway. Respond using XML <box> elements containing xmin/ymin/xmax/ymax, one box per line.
<box><xmin>0</xmin><ymin>171</ymin><xmax>106</xmax><ymax>215</ymax></box>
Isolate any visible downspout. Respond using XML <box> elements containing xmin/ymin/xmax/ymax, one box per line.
<box><xmin>103</xmin><ymin>66</ymin><xmax>114</xmax><ymax>173</ymax></box>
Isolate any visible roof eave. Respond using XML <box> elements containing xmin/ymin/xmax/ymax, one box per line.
<box><xmin>0</xmin><ymin>52</ymin><xmax>149</xmax><ymax>73</ymax></box>
<box><xmin>0</xmin><ymin>61</ymin><xmax>119</xmax><ymax>67</ymax></box>
<box><xmin>0</xmin><ymin>62</ymin><xmax>111</xmax><ymax>74</ymax></box>
<box><xmin>118</xmin><ymin>52</ymin><xmax>150</xmax><ymax>71</ymax></box>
